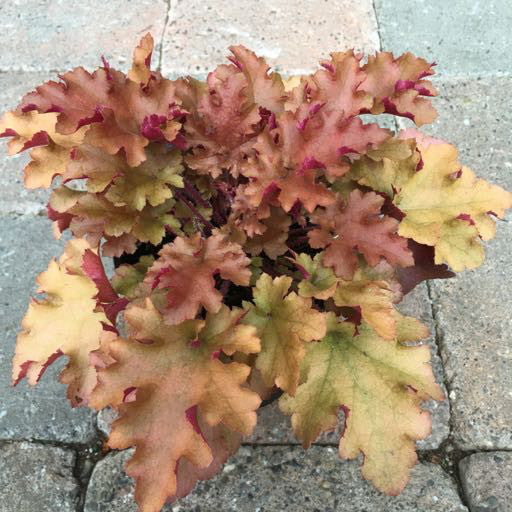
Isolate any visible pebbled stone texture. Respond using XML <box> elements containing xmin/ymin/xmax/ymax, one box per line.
<box><xmin>459</xmin><ymin>451</ymin><xmax>512</xmax><ymax>512</ymax></box>
<box><xmin>0</xmin><ymin>215</ymin><xmax>98</xmax><ymax>443</ymax></box>
<box><xmin>85</xmin><ymin>446</ymin><xmax>467</xmax><ymax>511</ymax></box>
<box><xmin>430</xmin><ymin>220</ymin><xmax>512</xmax><ymax>450</ymax></box>
<box><xmin>374</xmin><ymin>0</ymin><xmax>512</xmax><ymax>76</ymax></box>
<box><xmin>0</xmin><ymin>0</ymin><xmax>168</xmax><ymax>72</ymax></box>
<box><xmin>0</xmin><ymin>441</ymin><xmax>79</xmax><ymax>512</ymax></box>
<box><xmin>161</xmin><ymin>0</ymin><xmax>380</xmax><ymax>78</ymax></box>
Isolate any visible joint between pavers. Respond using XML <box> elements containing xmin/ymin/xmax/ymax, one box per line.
<box><xmin>73</xmin><ymin>445</ymin><xmax>105</xmax><ymax>512</ymax></box>
<box><xmin>0</xmin><ymin>436</ymin><xmax>101</xmax><ymax>452</ymax></box>
<box><xmin>425</xmin><ymin>280</ymin><xmax>454</xmax><ymax>407</ymax></box>
<box><xmin>157</xmin><ymin>0</ymin><xmax>173</xmax><ymax>72</ymax></box>
<box><xmin>0</xmin><ymin>438</ymin><xmax>105</xmax><ymax>512</ymax></box>
<box><xmin>371</xmin><ymin>0</ymin><xmax>383</xmax><ymax>52</ymax></box>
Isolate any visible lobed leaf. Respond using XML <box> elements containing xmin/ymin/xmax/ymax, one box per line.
<box><xmin>91</xmin><ymin>300</ymin><xmax>260</xmax><ymax>512</ymax></box>
<box><xmin>18</xmin><ymin>51</ymin><xmax>182</xmax><ymax>167</ymax></box>
<box><xmin>333</xmin><ymin>278</ymin><xmax>396</xmax><ymax>340</ymax></box>
<box><xmin>309</xmin><ymin>189</ymin><xmax>413</xmax><ymax>279</ymax></box>
<box><xmin>294</xmin><ymin>252</ymin><xmax>338</xmax><ymax>300</ymax></box>
<box><xmin>12</xmin><ymin>239</ymin><xmax>117</xmax><ymax>405</ymax></box>
<box><xmin>144</xmin><ymin>233</ymin><xmax>251</xmax><ymax>324</ymax></box>
<box><xmin>347</xmin><ymin>137</ymin><xmax>419</xmax><ymax>197</ymax></box>
<box><xmin>394</xmin><ymin>142</ymin><xmax>512</xmax><ymax>271</ymax></box>
<box><xmin>243</xmin><ymin>273</ymin><xmax>327</xmax><ymax>395</ymax></box>
<box><xmin>280</xmin><ymin>313</ymin><xmax>444</xmax><ymax>495</ymax></box>
<box><xmin>360</xmin><ymin>52</ymin><xmax>438</xmax><ymax>125</ymax></box>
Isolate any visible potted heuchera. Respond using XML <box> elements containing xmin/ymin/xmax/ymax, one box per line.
<box><xmin>2</xmin><ymin>34</ymin><xmax>511</xmax><ymax>512</ymax></box>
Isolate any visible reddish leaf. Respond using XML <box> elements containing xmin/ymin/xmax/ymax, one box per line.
<box><xmin>360</xmin><ymin>52</ymin><xmax>437</xmax><ymax>126</ymax></box>
<box><xmin>145</xmin><ymin>233</ymin><xmax>251</xmax><ymax>324</ymax></box>
<box><xmin>309</xmin><ymin>190</ymin><xmax>413</xmax><ymax>279</ymax></box>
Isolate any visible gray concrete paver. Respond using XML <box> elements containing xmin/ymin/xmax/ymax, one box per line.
<box><xmin>0</xmin><ymin>215</ymin><xmax>98</xmax><ymax>443</ymax></box>
<box><xmin>374</xmin><ymin>0</ymin><xmax>512</xmax><ymax>76</ymax></box>
<box><xmin>85</xmin><ymin>446</ymin><xmax>467</xmax><ymax>512</ymax></box>
<box><xmin>0</xmin><ymin>441</ymin><xmax>79</xmax><ymax>512</ymax></box>
<box><xmin>398</xmin><ymin>76</ymin><xmax>512</xmax><ymax>450</ymax></box>
<box><xmin>459</xmin><ymin>451</ymin><xmax>512</xmax><ymax>512</ymax></box>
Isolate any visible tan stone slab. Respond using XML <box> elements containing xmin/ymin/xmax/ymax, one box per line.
<box><xmin>0</xmin><ymin>0</ymin><xmax>168</xmax><ymax>72</ymax></box>
<box><xmin>161</xmin><ymin>0</ymin><xmax>380</xmax><ymax>78</ymax></box>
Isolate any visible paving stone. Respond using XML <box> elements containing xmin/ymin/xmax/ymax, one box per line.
<box><xmin>429</xmin><ymin>220</ymin><xmax>512</xmax><ymax>450</ymax></box>
<box><xmin>98</xmin><ymin>283</ymin><xmax>450</xmax><ymax>450</ymax></box>
<box><xmin>0</xmin><ymin>0</ymin><xmax>168</xmax><ymax>72</ymax></box>
<box><xmin>0</xmin><ymin>441</ymin><xmax>79</xmax><ymax>512</ymax></box>
<box><xmin>374</xmin><ymin>0</ymin><xmax>512</xmax><ymax>76</ymax></box>
<box><xmin>0</xmin><ymin>72</ymin><xmax>55</xmax><ymax>215</ymax></box>
<box><xmin>0</xmin><ymin>215</ymin><xmax>98</xmax><ymax>443</ymax></box>
<box><xmin>397</xmin><ymin>76</ymin><xmax>512</xmax><ymax>450</ymax></box>
<box><xmin>397</xmin><ymin>76</ymin><xmax>512</xmax><ymax>192</ymax></box>
<box><xmin>84</xmin><ymin>446</ymin><xmax>466</xmax><ymax>511</ymax></box>
<box><xmin>459</xmin><ymin>452</ymin><xmax>512</xmax><ymax>512</ymax></box>
<box><xmin>161</xmin><ymin>0</ymin><xmax>380</xmax><ymax>78</ymax></box>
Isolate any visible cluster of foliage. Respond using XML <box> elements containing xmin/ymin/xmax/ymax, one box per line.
<box><xmin>2</xmin><ymin>34</ymin><xmax>511</xmax><ymax>512</ymax></box>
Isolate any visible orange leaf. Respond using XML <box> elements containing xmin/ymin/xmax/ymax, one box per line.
<box><xmin>91</xmin><ymin>301</ymin><xmax>260</xmax><ymax>512</ymax></box>
<box><xmin>145</xmin><ymin>233</ymin><xmax>251</xmax><ymax>324</ymax></box>
<box><xmin>309</xmin><ymin>190</ymin><xmax>413</xmax><ymax>279</ymax></box>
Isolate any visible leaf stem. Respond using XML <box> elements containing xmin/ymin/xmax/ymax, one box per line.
<box><xmin>183</xmin><ymin>179</ymin><xmax>211</xmax><ymax>209</ymax></box>
<box><xmin>175</xmin><ymin>190</ymin><xmax>214</xmax><ymax>235</ymax></box>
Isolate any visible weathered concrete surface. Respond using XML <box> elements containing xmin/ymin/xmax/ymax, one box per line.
<box><xmin>374</xmin><ymin>0</ymin><xmax>512</xmax><ymax>76</ymax></box>
<box><xmin>459</xmin><ymin>452</ymin><xmax>512</xmax><ymax>512</ymax></box>
<box><xmin>161</xmin><ymin>0</ymin><xmax>380</xmax><ymax>78</ymax></box>
<box><xmin>429</xmin><ymin>220</ymin><xmax>512</xmax><ymax>450</ymax></box>
<box><xmin>397</xmin><ymin>76</ymin><xmax>512</xmax><ymax>450</ymax></box>
<box><xmin>0</xmin><ymin>0</ymin><xmax>168</xmax><ymax>72</ymax></box>
<box><xmin>0</xmin><ymin>215</ymin><xmax>97</xmax><ymax>443</ymax></box>
<box><xmin>0</xmin><ymin>72</ymin><xmax>55</xmax><ymax>215</ymax></box>
<box><xmin>0</xmin><ymin>441</ymin><xmax>79</xmax><ymax>512</ymax></box>
<box><xmin>85</xmin><ymin>446</ymin><xmax>467</xmax><ymax>511</ymax></box>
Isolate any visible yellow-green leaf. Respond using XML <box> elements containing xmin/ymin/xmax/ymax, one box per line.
<box><xmin>394</xmin><ymin>143</ymin><xmax>512</xmax><ymax>271</ymax></box>
<box><xmin>280</xmin><ymin>313</ymin><xmax>443</xmax><ymax>495</ymax></box>
<box><xmin>243</xmin><ymin>273</ymin><xmax>326</xmax><ymax>395</ymax></box>
<box><xmin>295</xmin><ymin>252</ymin><xmax>337</xmax><ymax>300</ymax></box>
<box><xmin>333</xmin><ymin>278</ymin><xmax>396</xmax><ymax>340</ymax></box>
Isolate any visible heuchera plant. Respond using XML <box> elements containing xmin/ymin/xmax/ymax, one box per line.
<box><xmin>2</xmin><ymin>34</ymin><xmax>511</xmax><ymax>512</ymax></box>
